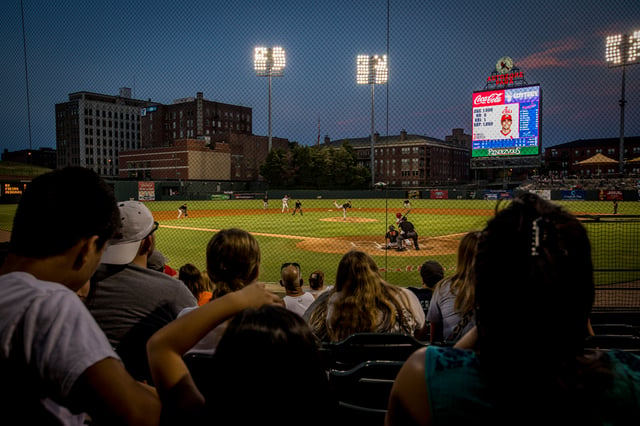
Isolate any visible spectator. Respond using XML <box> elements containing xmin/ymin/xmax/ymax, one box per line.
<box><xmin>386</xmin><ymin>193</ymin><xmax>640</xmax><ymax>426</ymax></box>
<box><xmin>147</xmin><ymin>248</ymin><xmax>178</xmax><ymax>277</ymax></box>
<box><xmin>0</xmin><ymin>167</ymin><xmax>160</xmax><ymax>425</ymax></box>
<box><xmin>408</xmin><ymin>259</ymin><xmax>445</xmax><ymax>317</ymax></box>
<box><xmin>179</xmin><ymin>263</ymin><xmax>212</xmax><ymax>306</ymax></box>
<box><xmin>76</xmin><ymin>280</ymin><xmax>91</xmax><ymax>303</ymax></box>
<box><xmin>147</xmin><ymin>286</ymin><xmax>331</xmax><ymax>425</ymax></box>
<box><xmin>177</xmin><ymin>228</ymin><xmax>263</xmax><ymax>354</ymax></box>
<box><xmin>426</xmin><ymin>230</ymin><xmax>480</xmax><ymax>344</ymax></box>
<box><xmin>306</xmin><ymin>250</ymin><xmax>428</xmax><ymax>342</ymax></box>
<box><xmin>87</xmin><ymin>201</ymin><xmax>197</xmax><ymax>384</ymax></box>
<box><xmin>308</xmin><ymin>269</ymin><xmax>332</xmax><ymax>298</ymax></box>
<box><xmin>280</xmin><ymin>262</ymin><xmax>315</xmax><ymax>316</ymax></box>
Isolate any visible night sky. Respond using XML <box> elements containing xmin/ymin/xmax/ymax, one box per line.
<box><xmin>2</xmin><ymin>0</ymin><xmax>639</xmax><ymax>153</ymax></box>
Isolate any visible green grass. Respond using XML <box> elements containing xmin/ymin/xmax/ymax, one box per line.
<box><xmin>2</xmin><ymin>198</ymin><xmax>639</xmax><ymax>286</ymax></box>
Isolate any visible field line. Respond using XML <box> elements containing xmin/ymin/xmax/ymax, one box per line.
<box><xmin>160</xmin><ymin>224</ymin><xmax>326</xmax><ymax>241</ymax></box>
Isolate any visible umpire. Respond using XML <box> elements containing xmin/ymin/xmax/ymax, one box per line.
<box><xmin>398</xmin><ymin>216</ymin><xmax>420</xmax><ymax>250</ymax></box>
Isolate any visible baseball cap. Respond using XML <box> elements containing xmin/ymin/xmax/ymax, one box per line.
<box><xmin>101</xmin><ymin>201</ymin><xmax>157</xmax><ymax>265</ymax></box>
<box><xmin>396</xmin><ymin>212</ymin><xmax>402</xmax><ymax>218</ymax></box>
<box><xmin>420</xmin><ymin>260</ymin><xmax>445</xmax><ymax>287</ymax></box>
<box><xmin>501</xmin><ymin>114</ymin><xmax>512</xmax><ymax>122</ymax></box>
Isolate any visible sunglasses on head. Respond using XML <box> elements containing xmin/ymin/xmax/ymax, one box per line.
<box><xmin>281</xmin><ymin>262</ymin><xmax>301</xmax><ymax>271</ymax></box>
<box><xmin>146</xmin><ymin>221</ymin><xmax>159</xmax><ymax>238</ymax></box>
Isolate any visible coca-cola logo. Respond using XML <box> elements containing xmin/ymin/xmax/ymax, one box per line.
<box><xmin>474</xmin><ymin>92</ymin><xmax>503</xmax><ymax>106</ymax></box>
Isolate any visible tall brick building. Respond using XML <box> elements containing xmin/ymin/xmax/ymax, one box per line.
<box><xmin>324</xmin><ymin>129</ymin><xmax>471</xmax><ymax>187</ymax></box>
<box><xmin>139</xmin><ymin>92</ymin><xmax>252</xmax><ymax>148</ymax></box>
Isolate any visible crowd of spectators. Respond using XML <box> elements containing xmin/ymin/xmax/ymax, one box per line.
<box><xmin>519</xmin><ymin>175</ymin><xmax>638</xmax><ymax>191</ymax></box>
<box><xmin>1</xmin><ymin>166</ymin><xmax>638</xmax><ymax>425</ymax></box>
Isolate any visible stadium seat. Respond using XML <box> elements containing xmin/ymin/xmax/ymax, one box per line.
<box><xmin>590</xmin><ymin>323</ymin><xmax>640</xmax><ymax>337</ymax></box>
<box><xmin>183</xmin><ymin>352</ymin><xmax>214</xmax><ymax>394</ymax></box>
<box><xmin>584</xmin><ymin>334</ymin><xmax>640</xmax><ymax>352</ymax></box>
<box><xmin>328</xmin><ymin>360</ymin><xmax>404</xmax><ymax>426</ymax></box>
<box><xmin>320</xmin><ymin>332</ymin><xmax>427</xmax><ymax>371</ymax></box>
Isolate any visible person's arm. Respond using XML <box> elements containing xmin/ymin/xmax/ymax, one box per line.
<box><xmin>147</xmin><ymin>282</ymin><xmax>282</xmax><ymax>398</ymax></box>
<box><xmin>70</xmin><ymin>358</ymin><xmax>161</xmax><ymax>426</ymax></box>
<box><xmin>385</xmin><ymin>347</ymin><xmax>431</xmax><ymax>426</ymax></box>
<box><xmin>454</xmin><ymin>325</ymin><xmax>478</xmax><ymax>350</ymax></box>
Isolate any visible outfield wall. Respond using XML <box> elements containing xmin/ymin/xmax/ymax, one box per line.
<box><xmin>1</xmin><ymin>177</ymin><xmax>638</xmax><ymax>204</ymax></box>
<box><xmin>104</xmin><ymin>180</ymin><xmax>640</xmax><ymax>203</ymax></box>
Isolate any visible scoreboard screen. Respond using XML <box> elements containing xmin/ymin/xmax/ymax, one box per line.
<box><xmin>472</xmin><ymin>84</ymin><xmax>541</xmax><ymax>158</ymax></box>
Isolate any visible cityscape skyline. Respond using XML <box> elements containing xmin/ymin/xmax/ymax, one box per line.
<box><xmin>1</xmin><ymin>0</ymin><xmax>639</xmax><ymax>154</ymax></box>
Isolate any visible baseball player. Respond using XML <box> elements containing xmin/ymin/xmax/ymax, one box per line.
<box><xmin>385</xmin><ymin>225</ymin><xmax>400</xmax><ymax>249</ymax></box>
<box><xmin>282</xmin><ymin>195</ymin><xmax>289</xmax><ymax>213</ymax></box>
<box><xmin>292</xmin><ymin>199</ymin><xmax>303</xmax><ymax>216</ymax></box>
<box><xmin>263</xmin><ymin>194</ymin><xmax>269</xmax><ymax>210</ymax></box>
<box><xmin>177</xmin><ymin>203</ymin><xmax>188</xmax><ymax>219</ymax></box>
<box><xmin>333</xmin><ymin>200</ymin><xmax>352</xmax><ymax>221</ymax></box>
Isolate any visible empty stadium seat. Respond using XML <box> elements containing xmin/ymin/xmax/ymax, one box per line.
<box><xmin>320</xmin><ymin>332</ymin><xmax>427</xmax><ymax>371</ymax></box>
<box><xmin>590</xmin><ymin>323</ymin><xmax>640</xmax><ymax>337</ymax></box>
<box><xmin>328</xmin><ymin>360</ymin><xmax>404</xmax><ymax>426</ymax></box>
<box><xmin>584</xmin><ymin>334</ymin><xmax>640</xmax><ymax>351</ymax></box>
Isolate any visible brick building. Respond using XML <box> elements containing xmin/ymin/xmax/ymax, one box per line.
<box><xmin>139</xmin><ymin>92</ymin><xmax>252</xmax><ymax>148</ymax></box>
<box><xmin>118</xmin><ymin>138</ymin><xmax>231</xmax><ymax>181</ymax></box>
<box><xmin>324</xmin><ymin>129</ymin><xmax>471</xmax><ymax>187</ymax></box>
<box><xmin>544</xmin><ymin>136</ymin><xmax>640</xmax><ymax>176</ymax></box>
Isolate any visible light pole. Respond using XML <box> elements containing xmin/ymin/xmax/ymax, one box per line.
<box><xmin>357</xmin><ymin>54</ymin><xmax>388</xmax><ymax>187</ymax></box>
<box><xmin>605</xmin><ymin>30</ymin><xmax>639</xmax><ymax>174</ymax></box>
<box><xmin>254</xmin><ymin>47</ymin><xmax>286</xmax><ymax>152</ymax></box>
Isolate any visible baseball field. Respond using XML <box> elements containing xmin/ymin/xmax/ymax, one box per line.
<box><xmin>1</xmin><ymin>198</ymin><xmax>638</xmax><ymax>288</ymax></box>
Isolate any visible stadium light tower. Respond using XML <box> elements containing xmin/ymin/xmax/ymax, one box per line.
<box><xmin>605</xmin><ymin>30</ymin><xmax>640</xmax><ymax>174</ymax></box>
<box><xmin>254</xmin><ymin>47</ymin><xmax>286</xmax><ymax>152</ymax></box>
<box><xmin>357</xmin><ymin>54</ymin><xmax>388</xmax><ymax>187</ymax></box>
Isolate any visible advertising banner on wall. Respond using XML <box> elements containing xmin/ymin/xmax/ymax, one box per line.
<box><xmin>483</xmin><ymin>190</ymin><xmax>513</xmax><ymax>200</ymax></box>
<box><xmin>560</xmin><ymin>190</ymin><xmax>586</xmax><ymax>200</ymax></box>
<box><xmin>598</xmin><ymin>190</ymin><xmax>623</xmax><ymax>201</ymax></box>
<box><xmin>430</xmin><ymin>190</ymin><xmax>448</xmax><ymax>199</ymax></box>
<box><xmin>138</xmin><ymin>181</ymin><xmax>155</xmax><ymax>201</ymax></box>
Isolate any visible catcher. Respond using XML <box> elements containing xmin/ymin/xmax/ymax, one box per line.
<box><xmin>385</xmin><ymin>225</ymin><xmax>400</xmax><ymax>249</ymax></box>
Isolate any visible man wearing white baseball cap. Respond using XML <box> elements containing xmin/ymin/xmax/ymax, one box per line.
<box><xmin>88</xmin><ymin>201</ymin><xmax>197</xmax><ymax>384</ymax></box>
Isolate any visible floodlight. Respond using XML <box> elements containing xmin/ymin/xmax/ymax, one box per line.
<box><xmin>254</xmin><ymin>47</ymin><xmax>286</xmax><ymax>151</ymax></box>
<box><xmin>605</xmin><ymin>30</ymin><xmax>640</xmax><ymax>174</ymax></box>
<box><xmin>254</xmin><ymin>47</ymin><xmax>286</xmax><ymax>77</ymax></box>
<box><xmin>606</xmin><ymin>35</ymin><xmax>623</xmax><ymax>65</ymax></box>
<box><xmin>357</xmin><ymin>55</ymin><xmax>388</xmax><ymax>85</ymax></box>
<box><xmin>357</xmin><ymin>54</ymin><xmax>388</xmax><ymax>187</ymax></box>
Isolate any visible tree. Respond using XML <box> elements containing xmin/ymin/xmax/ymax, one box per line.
<box><xmin>259</xmin><ymin>141</ymin><xmax>369</xmax><ymax>189</ymax></box>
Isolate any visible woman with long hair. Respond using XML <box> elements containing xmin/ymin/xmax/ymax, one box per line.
<box><xmin>426</xmin><ymin>230</ymin><xmax>481</xmax><ymax>343</ymax></box>
<box><xmin>386</xmin><ymin>193</ymin><xmax>640</xmax><ymax>426</ymax></box>
<box><xmin>176</xmin><ymin>228</ymin><xmax>263</xmax><ymax>354</ymax></box>
<box><xmin>306</xmin><ymin>249</ymin><xmax>427</xmax><ymax>342</ymax></box>
<box><xmin>206</xmin><ymin>228</ymin><xmax>261</xmax><ymax>299</ymax></box>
